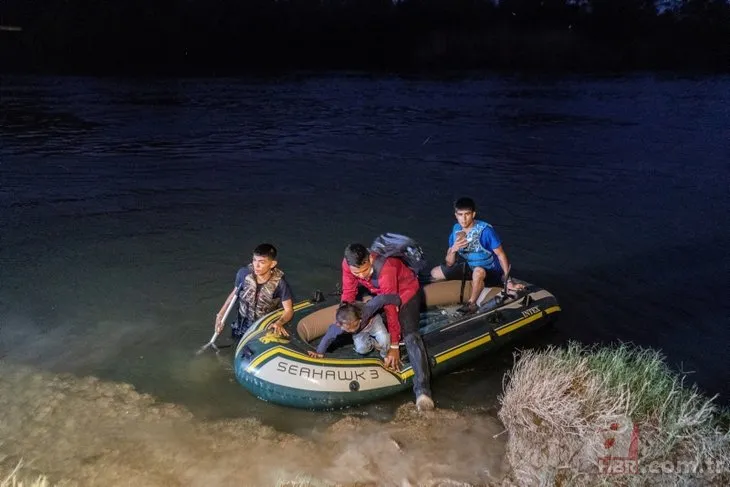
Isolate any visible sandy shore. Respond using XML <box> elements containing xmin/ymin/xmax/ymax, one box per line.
<box><xmin>0</xmin><ymin>361</ymin><xmax>507</xmax><ymax>486</ymax></box>
<box><xmin>5</xmin><ymin>342</ymin><xmax>729</xmax><ymax>487</ymax></box>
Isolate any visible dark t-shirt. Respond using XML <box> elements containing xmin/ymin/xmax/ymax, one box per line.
<box><xmin>234</xmin><ymin>267</ymin><xmax>294</xmax><ymax>303</ymax></box>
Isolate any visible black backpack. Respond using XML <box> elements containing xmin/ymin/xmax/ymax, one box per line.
<box><xmin>369</xmin><ymin>233</ymin><xmax>428</xmax><ymax>285</ymax></box>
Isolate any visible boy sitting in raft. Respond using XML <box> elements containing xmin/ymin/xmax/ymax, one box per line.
<box><xmin>308</xmin><ymin>294</ymin><xmax>401</xmax><ymax>359</ymax></box>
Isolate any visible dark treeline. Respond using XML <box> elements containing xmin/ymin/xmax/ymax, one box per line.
<box><xmin>1</xmin><ymin>0</ymin><xmax>729</xmax><ymax>74</ymax></box>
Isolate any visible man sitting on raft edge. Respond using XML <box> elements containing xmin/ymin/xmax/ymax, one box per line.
<box><xmin>430</xmin><ymin>197</ymin><xmax>524</xmax><ymax>315</ymax></box>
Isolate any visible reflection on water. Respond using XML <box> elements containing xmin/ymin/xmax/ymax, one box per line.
<box><xmin>0</xmin><ymin>74</ymin><xmax>728</xmax><ymax>435</ymax></box>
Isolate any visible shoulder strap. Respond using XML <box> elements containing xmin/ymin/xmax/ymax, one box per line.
<box><xmin>371</xmin><ymin>255</ymin><xmax>386</xmax><ymax>288</ymax></box>
<box><xmin>372</xmin><ymin>255</ymin><xmax>386</xmax><ymax>279</ymax></box>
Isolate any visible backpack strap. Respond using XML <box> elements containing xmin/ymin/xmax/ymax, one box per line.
<box><xmin>371</xmin><ymin>255</ymin><xmax>387</xmax><ymax>289</ymax></box>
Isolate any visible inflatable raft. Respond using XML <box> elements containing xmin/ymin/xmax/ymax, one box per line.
<box><xmin>233</xmin><ymin>279</ymin><xmax>560</xmax><ymax>409</ymax></box>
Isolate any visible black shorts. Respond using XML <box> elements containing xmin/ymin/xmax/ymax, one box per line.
<box><xmin>440</xmin><ymin>262</ymin><xmax>504</xmax><ymax>287</ymax></box>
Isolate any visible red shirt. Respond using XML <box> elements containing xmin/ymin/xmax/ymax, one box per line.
<box><xmin>340</xmin><ymin>255</ymin><xmax>420</xmax><ymax>344</ymax></box>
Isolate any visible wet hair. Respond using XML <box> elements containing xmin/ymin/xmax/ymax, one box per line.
<box><xmin>454</xmin><ymin>197</ymin><xmax>476</xmax><ymax>212</ymax></box>
<box><xmin>335</xmin><ymin>302</ymin><xmax>362</xmax><ymax>325</ymax></box>
<box><xmin>344</xmin><ymin>243</ymin><xmax>369</xmax><ymax>266</ymax></box>
<box><xmin>253</xmin><ymin>243</ymin><xmax>277</xmax><ymax>260</ymax></box>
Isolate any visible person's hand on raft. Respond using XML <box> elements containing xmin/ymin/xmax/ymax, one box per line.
<box><xmin>384</xmin><ymin>347</ymin><xmax>401</xmax><ymax>372</ymax></box>
<box><xmin>307</xmin><ymin>351</ymin><xmax>324</xmax><ymax>358</ymax></box>
<box><xmin>268</xmin><ymin>321</ymin><xmax>289</xmax><ymax>337</ymax></box>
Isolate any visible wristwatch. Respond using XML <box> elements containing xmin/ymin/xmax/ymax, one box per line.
<box><xmin>389</xmin><ymin>344</ymin><xmax>399</xmax><ymax>350</ymax></box>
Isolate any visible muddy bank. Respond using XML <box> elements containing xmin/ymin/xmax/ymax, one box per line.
<box><xmin>0</xmin><ymin>361</ymin><xmax>507</xmax><ymax>486</ymax></box>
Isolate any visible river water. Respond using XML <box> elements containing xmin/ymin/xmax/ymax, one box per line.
<box><xmin>1</xmin><ymin>73</ymin><xmax>728</xmax><ymax>442</ymax></box>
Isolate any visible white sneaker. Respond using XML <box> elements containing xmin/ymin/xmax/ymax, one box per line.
<box><xmin>416</xmin><ymin>394</ymin><xmax>434</xmax><ymax>411</ymax></box>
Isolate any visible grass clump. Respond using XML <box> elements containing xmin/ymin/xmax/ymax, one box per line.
<box><xmin>0</xmin><ymin>462</ymin><xmax>50</xmax><ymax>487</ymax></box>
<box><xmin>498</xmin><ymin>341</ymin><xmax>730</xmax><ymax>486</ymax></box>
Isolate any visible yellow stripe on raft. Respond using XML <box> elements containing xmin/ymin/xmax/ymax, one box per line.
<box><xmin>494</xmin><ymin>305</ymin><xmax>561</xmax><ymax>337</ymax></box>
<box><xmin>249</xmin><ymin>346</ymin><xmax>383</xmax><ymax>368</ymax></box>
<box><xmin>235</xmin><ymin>300</ymin><xmax>315</xmax><ymax>355</ymax></box>
<box><xmin>240</xmin><ymin>303</ymin><xmax>561</xmax><ymax>382</ymax></box>
<box><xmin>434</xmin><ymin>305</ymin><xmax>561</xmax><ymax>364</ymax></box>
<box><xmin>246</xmin><ymin>346</ymin><xmax>410</xmax><ymax>380</ymax></box>
<box><xmin>435</xmin><ymin>333</ymin><xmax>493</xmax><ymax>363</ymax></box>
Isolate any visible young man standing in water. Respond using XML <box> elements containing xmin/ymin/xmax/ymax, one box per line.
<box><xmin>341</xmin><ymin>243</ymin><xmax>434</xmax><ymax>411</ymax></box>
<box><xmin>214</xmin><ymin>243</ymin><xmax>294</xmax><ymax>339</ymax></box>
<box><xmin>430</xmin><ymin>197</ymin><xmax>524</xmax><ymax>314</ymax></box>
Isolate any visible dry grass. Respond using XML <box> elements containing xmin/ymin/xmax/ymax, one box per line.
<box><xmin>0</xmin><ymin>462</ymin><xmax>49</xmax><ymax>487</ymax></box>
<box><xmin>498</xmin><ymin>342</ymin><xmax>730</xmax><ymax>486</ymax></box>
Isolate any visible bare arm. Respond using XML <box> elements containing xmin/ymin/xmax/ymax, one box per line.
<box><xmin>493</xmin><ymin>245</ymin><xmax>511</xmax><ymax>281</ymax></box>
<box><xmin>214</xmin><ymin>288</ymin><xmax>237</xmax><ymax>333</ymax></box>
<box><xmin>269</xmin><ymin>298</ymin><xmax>293</xmax><ymax>337</ymax></box>
<box><xmin>445</xmin><ymin>247</ymin><xmax>457</xmax><ymax>267</ymax></box>
<box><xmin>445</xmin><ymin>235</ymin><xmax>468</xmax><ymax>266</ymax></box>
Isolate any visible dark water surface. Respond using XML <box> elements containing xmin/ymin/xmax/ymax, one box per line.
<box><xmin>1</xmin><ymin>74</ymin><xmax>728</xmax><ymax>433</ymax></box>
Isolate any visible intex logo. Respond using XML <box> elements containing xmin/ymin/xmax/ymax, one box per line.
<box><xmin>596</xmin><ymin>415</ymin><xmax>640</xmax><ymax>475</ymax></box>
<box><xmin>521</xmin><ymin>306</ymin><xmax>541</xmax><ymax>318</ymax></box>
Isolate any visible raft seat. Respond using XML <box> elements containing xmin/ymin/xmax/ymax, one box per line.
<box><xmin>297</xmin><ymin>304</ymin><xmax>339</xmax><ymax>343</ymax></box>
<box><xmin>296</xmin><ymin>281</ymin><xmax>502</xmax><ymax>342</ymax></box>
<box><xmin>422</xmin><ymin>280</ymin><xmax>502</xmax><ymax>308</ymax></box>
